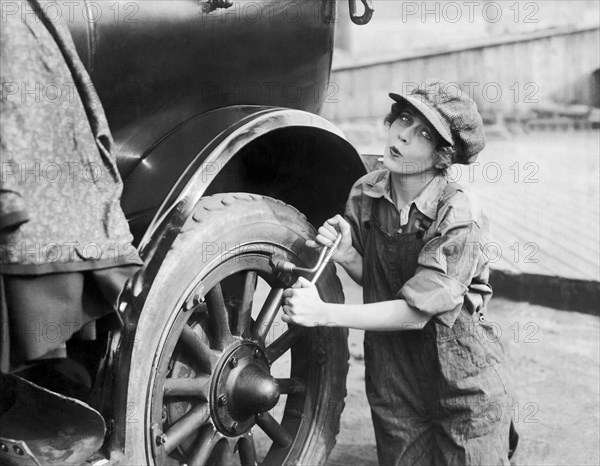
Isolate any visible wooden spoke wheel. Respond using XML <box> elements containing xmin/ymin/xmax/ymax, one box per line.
<box><xmin>124</xmin><ymin>194</ymin><xmax>348</xmax><ymax>466</ymax></box>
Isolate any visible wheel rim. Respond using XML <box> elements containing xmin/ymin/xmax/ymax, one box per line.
<box><xmin>147</xmin><ymin>249</ymin><xmax>316</xmax><ymax>465</ymax></box>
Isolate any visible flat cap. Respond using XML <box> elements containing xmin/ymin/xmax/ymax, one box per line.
<box><xmin>389</xmin><ymin>79</ymin><xmax>486</xmax><ymax>164</ymax></box>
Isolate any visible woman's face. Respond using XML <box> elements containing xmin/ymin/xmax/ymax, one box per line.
<box><xmin>383</xmin><ymin>107</ymin><xmax>440</xmax><ymax>176</ymax></box>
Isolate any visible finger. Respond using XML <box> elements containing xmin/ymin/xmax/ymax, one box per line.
<box><xmin>318</xmin><ymin>225</ymin><xmax>338</xmax><ymax>240</ymax></box>
<box><xmin>328</xmin><ymin>215</ymin><xmax>351</xmax><ymax>235</ymax></box>
<box><xmin>282</xmin><ymin>288</ymin><xmax>293</xmax><ymax>298</ymax></box>
<box><xmin>305</xmin><ymin>239</ymin><xmax>319</xmax><ymax>249</ymax></box>
<box><xmin>326</xmin><ymin>215</ymin><xmax>345</xmax><ymax>227</ymax></box>
<box><xmin>316</xmin><ymin>233</ymin><xmax>335</xmax><ymax>247</ymax></box>
<box><xmin>296</xmin><ymin>276</ymin><xmax>313</xmax><ymax>288</ymax></box>
<box><xmin>336</xmin><ymin>215</ymin><xmax>352</xmax><ymax>236</ymax></box>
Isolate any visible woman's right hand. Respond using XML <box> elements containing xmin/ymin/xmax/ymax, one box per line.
<box><xmin>306</xmin><ymin>214</ymin><xmax>354</xmax><ymax>265</ymax></box>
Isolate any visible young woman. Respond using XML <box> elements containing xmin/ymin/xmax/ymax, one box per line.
<box><xmin>282</xmin><ymin>79</ymin><xmax>514</xmax><ymax>465</ymax></box>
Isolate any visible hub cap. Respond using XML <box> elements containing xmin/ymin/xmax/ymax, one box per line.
<box><xmin>211</xmin><ymin>341</ymin><xmax>280</xmax><ymax>436</ymax></box>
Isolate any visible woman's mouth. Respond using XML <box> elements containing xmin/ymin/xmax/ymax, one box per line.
<box><xmin>389</xmin><ymin>147</ymin><xmax>402</xmax><ymax>158</ymax></box>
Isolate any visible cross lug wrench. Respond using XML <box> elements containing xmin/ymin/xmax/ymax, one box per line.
<box><xmin>273</xmin><ymin>233</ymin><xmax>342</xmax><ymax>285</ymax></box>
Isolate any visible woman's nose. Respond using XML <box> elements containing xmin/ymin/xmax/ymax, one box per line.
<box><xmin>397</xmin><ymin>125</ymin><xmax>412</xmax><ymax>143</ymax></box>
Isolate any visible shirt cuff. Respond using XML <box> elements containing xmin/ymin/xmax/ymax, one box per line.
<box><xmin>398</xmin><ymin>270</ymin><xmax>468</xmax><ymax>328</ymax></box>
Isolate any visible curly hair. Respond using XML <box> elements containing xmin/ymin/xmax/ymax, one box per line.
<box><xmin>384</xmin><ymin>102</ymin><xmax>456</xmax><ymax>173</ymax></box>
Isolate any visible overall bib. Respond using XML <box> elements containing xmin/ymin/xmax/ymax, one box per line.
<box><xmin>362</xmin><ymin>189</ymin><xmax>511</xmax><ymax>466</ymax></box>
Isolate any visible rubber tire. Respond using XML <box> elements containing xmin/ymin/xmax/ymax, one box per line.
<box><xmin>124</xmin><ymin>193</ymin><xmax>349</xmax><ymax>466</ymax></box>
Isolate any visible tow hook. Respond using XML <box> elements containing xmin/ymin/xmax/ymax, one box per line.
<box><xmin>349</xmin><ymin>0</ymin><xmax>374</xmax><ymax>25</ymax></box>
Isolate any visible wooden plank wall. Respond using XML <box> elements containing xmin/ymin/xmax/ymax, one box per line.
<box><xmin>321</xmin><ymin>27</ymin><xmax>600</xmax><ymax>122</ymax></box>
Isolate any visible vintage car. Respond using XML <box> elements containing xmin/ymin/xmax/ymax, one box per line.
<box><xmin>1</xmin><ymin>1</ymin><xmax>375</xmax><ymax>465</ymax></box>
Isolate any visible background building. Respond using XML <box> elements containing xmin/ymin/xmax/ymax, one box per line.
<box><xmin>325</xmin><ymin>0</ymin><xmax>600</xmax><ymax>123</ymax></box>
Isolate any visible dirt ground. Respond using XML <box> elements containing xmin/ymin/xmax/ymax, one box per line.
<box><xmin>325</xmin><ymin>267</ymin><xmax>600</xmax><ymax>466</ymax></box>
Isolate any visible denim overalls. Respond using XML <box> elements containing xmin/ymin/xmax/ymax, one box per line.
<box><xmin>362</xmin><ymin>184</ymin><xmax>512</xmax><ymax>465</ymax></box>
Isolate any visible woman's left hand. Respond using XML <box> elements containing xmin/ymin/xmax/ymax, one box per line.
<box><xmin>282</xmin><ymin>277</ymin><xmax>331</xmax><ymax>327</ymax></box>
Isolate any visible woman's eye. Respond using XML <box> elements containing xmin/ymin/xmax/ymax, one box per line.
<box><xmin>399</xmin><ymin>114</ymin><xmax>411</xmax><ymax>124</ymax></box>
<box><xmin>420</xmin><ymin>129</ymin><xmax>432</xmax><ymax>140</ymax></box>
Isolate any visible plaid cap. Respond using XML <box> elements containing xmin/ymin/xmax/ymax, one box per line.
<box><xmin>389</xmin><ymin>79</ymin><xmax>486</xmax><ymax>164</ymax></box>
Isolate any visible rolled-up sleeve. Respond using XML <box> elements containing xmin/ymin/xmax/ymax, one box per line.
<box><xmin>399</xmin><ymin>199</ymin><xmax>487</xmax><ymax>327</ymax></box>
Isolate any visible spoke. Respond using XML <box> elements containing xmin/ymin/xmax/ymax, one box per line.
<box><xmin>256</xmin><ymin>412</ymin><xmax>292</xmax><ymax>448</ymax></box>
<box><xmin>237</xmin><ymin>271</ymin><xmax>257</xmax><ymax>337</ymax></box>
<box><xmin>238</xmin><ymin>434</ymin><xmax>258</xmax><ymax>466</ymax></box>
<box><xmin>206</xmin><ymin>283</ymin><xmax>231</xmax><ymax>350</ymax></box>
<box><xmin>265</xmin><ymin>326</ymin><xmax>303</xmax><ymax>363</ymax></box>
<box><xmin>163</xmin><ymin>374</ymin><xmax>210</xmax><ymax>399</ymax></box>
<box><xmin>163</xmin><ymin>403</ymin><xmax>210</xmax><ymax>454</ymax></box>
<box><xmin>213</xmin><ymin>440</ymin><xmax>234</xmax><ymax>464</ymax></box>
<box><xmin>276</xmin><ymin>377</ymin><xmax>306</xmax><ymax>395</ymax></box>
<box><xmin>180</xmin><ymin>325</ymin><xmax>213</xmax><ymax>374</ymax></box>
<box><xmin>187</xmin><ymin>427</ymin><xmax>219</xmax><ymax>466</ymax></box>
<box><xmin>251</xmin><ymin>287</ymin><xmax>285</xmax><ymax>342</ymax></box>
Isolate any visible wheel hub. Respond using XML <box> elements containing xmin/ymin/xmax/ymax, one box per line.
<box><xmin>211</xmin><ymin>341</ymin><xmax>280</xmax><ymax>436</ymax></box>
